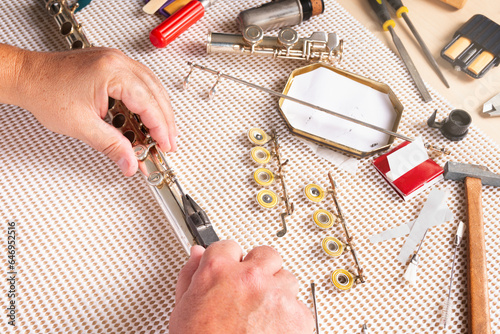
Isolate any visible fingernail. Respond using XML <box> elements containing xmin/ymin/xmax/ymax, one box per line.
<box><xmin>117</xmin><ymin>158</ymin><xmax>129</xmax><ymax>175</ymax></box>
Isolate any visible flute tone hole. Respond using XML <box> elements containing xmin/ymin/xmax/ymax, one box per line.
<box><xmin>60</xmin><ymin>22</ymin><xmax>73</xmax><ymax>36</ymax></box>
<box><xmin>71</xmin><ymin>40</ymin><xmax>84</xmax><ymax>49</ymax></box>
<box><xmin>49</xmin><ymin>3</ymin><xmax>61</xmax><ymax>15</ymax></box>
<box><xmin>124</xmin><ymin>131</ymin><xmax>136</xmax><ymax>144</ymax></box>
<box><xmin>112</xmin><ymin>114</ymin><xmax>126</xmax><ymax>128</ymax></box>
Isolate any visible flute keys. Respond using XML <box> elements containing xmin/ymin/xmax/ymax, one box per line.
<box><xmin>243</xmin><ymin>25</ymin><xmax>264</xmax><ymax>45</ymax></box>
<box><xmin>248</xmin><ymin>128</ymin><xmax>271</xmax><ymax>145</ymax></box>
<box><xmin>331</xmin><ymin>269</ymin><xmax>355</xmax><ymax>291</ymax></box>
<box><xmin>322</xmin><ymin>236</ymin><xmax>345</xmax><ymax>257</ymax></box>
<box><xmin>304</xmin><ymin>184</ymin><xmax>325</xmax><ymax>202</ymax></box>
<box><xmin>256</xmin><ymin>189</ymin><xmax>278</xmax><ymax>209</ymax></box>
<box><xmin>313</xmin><ymin>209</ymin><xmax>336</xmax><ymax>229</ymax></box>
<box><xmin>254</xmin><ymin>168</ymin><xmax>275</xmax><ymax>186</ymax></box>
<box><xmin>251</xmin><ymin>146</ymin><xmax>271</xmax><ymax>164</ymax></box>
<box><xmin>147</xmin><ymin>171</ymin><xmax>164</xmax><ymax>187</ymax></box>
<box><xmin>278</xmin><ymin>28</ymin><xmax>299</xmax><ymax>48</ymax></box>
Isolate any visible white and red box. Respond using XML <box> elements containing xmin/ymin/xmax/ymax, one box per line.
<box><xmin>372</xmin><ymin>140</ymin><xmax>444</xmax><ymax>201</ymax></box>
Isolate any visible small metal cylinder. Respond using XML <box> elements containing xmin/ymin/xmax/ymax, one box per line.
<box><xmin>236</xmin><ymin>0</ymin><xmax>324</xmax><ymax>32</ymax></box>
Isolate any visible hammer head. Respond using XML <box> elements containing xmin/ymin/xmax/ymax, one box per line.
<box><xmin>444</xmin><ymin>161</ymin><xmax>500</xmax><ymax>187</ymax></box>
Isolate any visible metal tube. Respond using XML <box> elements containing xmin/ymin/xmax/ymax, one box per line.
<box><xmin>187</xmin><ymin>62</ymin><xmax>414</xmax><ymax>142</ymax></box>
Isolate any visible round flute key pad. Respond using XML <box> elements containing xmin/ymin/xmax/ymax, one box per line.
<box><xmin>313</xmin><ymin>209</ymin><xmax>336</xmax><ymax>229</ymax></box>
<box><xmin>331</xmin><ymin>268</ymin><xmax>354</xmax><ymax>291</ymax></box>
<box><xmin>256</xmin><ymin>189</ymin><xmax>278</xmax><ymax>209</ymax></box>
<box><xmin>247</xmin><ymin>128</ymin><xmax>270</xmax><ymax>145</ymax></box>
<box><xmin>251</xmin><ymin>146</ymin><xmax>271</xmax><ymax>164</ymax></box>
<box><xmin>243</xmin><ymin>25</ymin><xmax>264</xmax><ymax>45</ymax></box>
<box><xmin>322</xmin><ymin>236</ymin><xmax>344</xmax><ymax>257</ymax></box>
<box><xmin>253</xmin><ymin>168</ymin><xmax>274</xmax><ymax>187</ymax></box>
<box><xmin>304</xmin><ymin>183</ymin><xmax>325</xmax><ymax>202</ymax></box>
<box><xmin>278</xmin><ymin>28</ymin><xmax>299</xmax><ymax>47</ymax></box>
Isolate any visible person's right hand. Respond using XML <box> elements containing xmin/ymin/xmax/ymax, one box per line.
<box><xmin>169</xmin><ymin>241</ymin><xmax>314</xmax><ymax>333</ymax></box>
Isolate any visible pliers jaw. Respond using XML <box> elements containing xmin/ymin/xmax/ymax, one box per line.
<box><xmin>483</xmin><ymin>93</ymin><xmax>500</xmax><ymax>117</ymax></box>
<box><xmin>182</xmin><ymin>194</ymin><xmax>219</xmax><ymax>248</ymax></box>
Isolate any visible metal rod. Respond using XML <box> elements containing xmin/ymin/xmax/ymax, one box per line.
<box><xmin>186</xmin><ymin>62</ymin><xmax>414</xmax><ymax>142</ymax></box>
<box><xmin>327</xmin><ymin>172</ymin><xmax>365</xmax><ymax>283</ymax></box>
<box><xmin>401</xmin><ymin>13</ymin><xmax>450</xmax><ymax>89</ymax></box>
<box><xmin>387</xmin><ymin>27</ymin><xmax>432</xmax><ymax>103</ymax></box>
<box><xmin>271</xmin><ymin>131</ymin><xmax>293</xmax><ymax>237</ymax></box>
<box><xmin>311</xmin><ymin>283</ymin><xmax>320</xmax><ymax>334</ymax></box>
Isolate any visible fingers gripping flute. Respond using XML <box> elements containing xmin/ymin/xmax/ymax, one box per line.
<box><xmin>41</xmin><ymin>0</ymin><xmax>219</xmax><ymax>254</ymax></box>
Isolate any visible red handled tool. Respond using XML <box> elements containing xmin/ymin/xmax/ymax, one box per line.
<box><xmin>150</xmin><ymin>0</ymin><xmax>217</xmax><ymax>48</ymax></box>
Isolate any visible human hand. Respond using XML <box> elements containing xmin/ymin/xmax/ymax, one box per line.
<box><xmin>12</xmin><ymin>46</ymin><xmax>177</xmax><ymax>176</ymax></box>
<box><xmin>169</xmin><ymin>241</ymin><xmax>314</xmax><ymax>333</ymax></box>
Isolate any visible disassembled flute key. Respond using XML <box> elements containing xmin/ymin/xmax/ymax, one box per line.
<box><xmin>246</xmin><ymin>128</ymin><xmax>294</xmax><ymax>237</ymax></box>
<box><xmin>305</xmin><ymin>172</ymin><xmax>366</xmax><ymax>290</ymax></box>
<box><xmin>250</xmin><ymin>146</ymin><xmax>272</xmax><ymax>164</ymax></box>
<box><xmin>253</xmin><ymin>168</ymin><xmax>275</xmax><ymax>187</ymax></box>
<box><xmin>304</xmin><ymin>184</ymin><xmax>326</xmax><ymax>203</ymax></box>
<box><xmin>331</xmin><ymin>268</ymin><xmax>355</xmax><ymax>291</ymax></box>
<box><xmin>256</xmin><ymin>189</ymin><xmax>279</xmax><ymax>209</ymax></box>
<box><xmin>313</xmin><ymin>209</ymin><xmax>337</xmax><ymax>229</ymax></box>
<box><xmin>248</xmin><ymin>128</ymin><xmax>272</xmax><ymax>145</ymax></box>
<box><xmin>322</xmin><ymin>236</ymin><xmax>345</xmax><ymax>257</ymax></box>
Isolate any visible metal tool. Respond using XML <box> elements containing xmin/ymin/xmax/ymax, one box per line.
<box><xmin>183</xmin><ymin>62</ymin><xmax>449</xmax><ymax>155</ymax></box>
<box><xmin>367</xmin><ymin>0</ymin><xmax>432</xmax><ymax>103</ymax></box>
<box><xmin>440</xmin><ymin>221</ymin><xmax>465</xmax><ymax>331</ymax></box>
<box><xmin>443</xmin><ymin>161</ymin><xmax>500</xmax><ymax>334</ymax></box>
<box><xmin>311</xmin><ymin>282</ymin><xmax>320</xmax><ymax>334</ymax></box>
<box><xmin>386</xmin><ymin>0</ymin><xmax>450</xmax><ymax>88</ymax></box>
<box><xmin>362</xmin><ymin>323</ymin><xmax>369</xmax><ymax>334</ymax></box>
<box><xmin>483</xmin><ymin>93</ymin><xmax>500</xmax><ymax>117</ymax></box>
<box><xmin>42</xmin><ymin>0</ymin><xmax>219</xmax><ymax>254</ymax></box>
<box><xmin>207</xmin><ymin>26</ymin><xmax>343</xmax><ymax>65</ymax></box>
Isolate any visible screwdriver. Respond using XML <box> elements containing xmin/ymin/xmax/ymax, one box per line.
<box><xmin>387</xmin><ymin>0</ymin><xmax>450</xmax><ymax>88</ymax></box>
<box><xmin>367</xmin><ymin>0</ymin><xmax>432</xmax><ymax>103</ymax></box>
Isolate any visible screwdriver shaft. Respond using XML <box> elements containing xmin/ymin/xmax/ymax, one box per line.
<box><xmin>388</xmin><ymin>26</ymin><xmax>432</xmax><ymax>103</ymax></box>
<box><xmin>401</xmin><ymin>12</ymin><xmax>450</xmax><ymax>88</ymax></box>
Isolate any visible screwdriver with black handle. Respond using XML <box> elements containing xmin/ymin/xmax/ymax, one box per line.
<box><xmin>367</xmin><ymin>0</ymin><xmax>432</xmax><ymax>103</ymax></box>
<box><xmin>386</xmin><ymin>0</ymin><xmax>450</xmax><ymax>88</ymax></box>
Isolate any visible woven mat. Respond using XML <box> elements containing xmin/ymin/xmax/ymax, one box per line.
<box><xmin>1</xmin><ymin>1</ymin><xmax>499</xmax><ymax>333</ymax></box>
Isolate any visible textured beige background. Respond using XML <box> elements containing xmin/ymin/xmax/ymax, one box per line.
<box><xmin>0</xmin><ymin>1</ymin><xmax>499</xmax><ymax>333</ymax></box>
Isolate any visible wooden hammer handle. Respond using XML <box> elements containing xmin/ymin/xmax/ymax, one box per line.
<box><xmin>465</xmin><ymin>177</ymin><xmax>491</xmax><ymax>334</ymax></box>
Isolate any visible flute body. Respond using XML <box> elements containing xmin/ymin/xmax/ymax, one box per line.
<box><xmin>41</xmin><ymin>0</ymin><xmax>218</xmax><ymax>254</ymax></box>
<box><xmin>207</xmin><ymin>27</ymin><xmax>343</xmax><ymax>65</ymax></box>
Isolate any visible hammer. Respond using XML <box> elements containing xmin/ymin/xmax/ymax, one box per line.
<box><xmin>444</xmin><ymin>161</ymin><xmax>500</xmax><ymax>334</ymax></box>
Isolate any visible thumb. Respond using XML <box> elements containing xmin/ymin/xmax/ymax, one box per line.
<box><xmin>79</xmin><ymin>116</ymin><xmax>138</xmax><ymax>176</ymax></box>
<box><xmin>175</xmin><ymin>245</ymin><xmax>205</xmax><ymax>303</ymax></box>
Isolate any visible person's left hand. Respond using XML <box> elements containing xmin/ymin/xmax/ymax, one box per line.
<box><xmin>10</xmin><ymin>46</ymin><xmax>177</xmax><ymax>176</ymax></box>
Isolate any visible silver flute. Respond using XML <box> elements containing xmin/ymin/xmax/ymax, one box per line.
<box><xmin>207</xmin><ymin>25</ymin><xmax>343</xmax><ymax>65</ymax></box>
<box><xmin>41</xmin><ymin>0</ymin><xmax>219</xmax><ymax>254</ymax></box>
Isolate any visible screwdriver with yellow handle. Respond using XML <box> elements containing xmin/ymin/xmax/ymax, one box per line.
<box><xmin>387</xmin><ymin>0</ymin><xmax>450</xmax><ymax>88</ymax></box>
<box><xmin>367</xmin><ymin>0</ymin><xmax>432</xmax><ymax>103</ymax></box>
